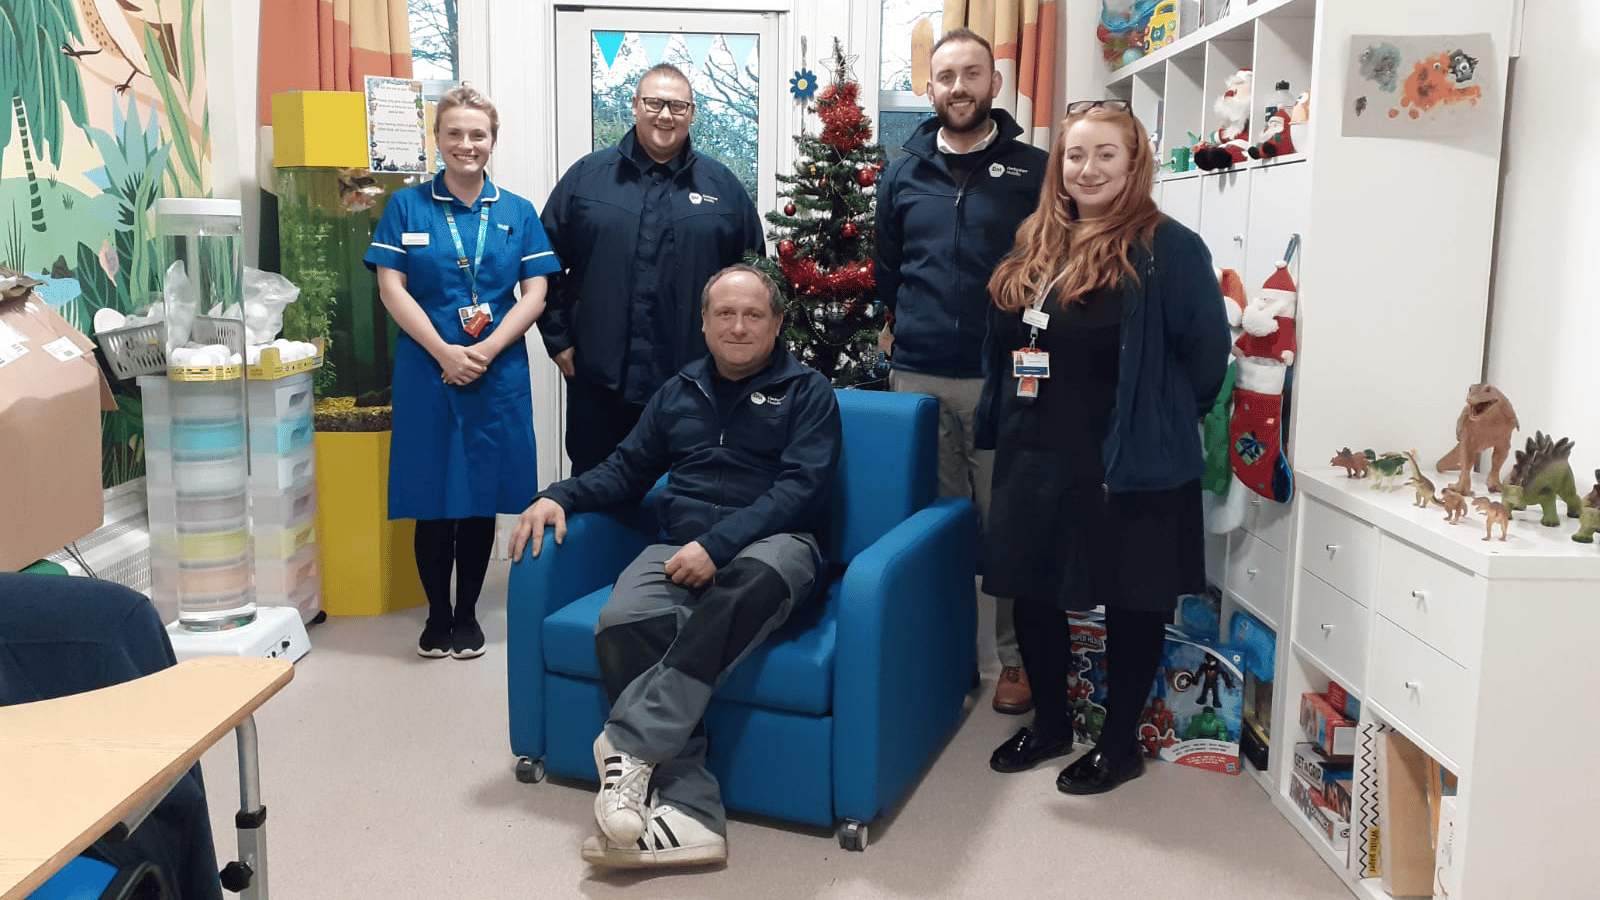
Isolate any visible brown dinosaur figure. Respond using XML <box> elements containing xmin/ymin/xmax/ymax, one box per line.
<box><xmin>1501</xmin><ymin>431</ymin><xmax>1582</xmax><ymax>527</ymax></box>
<box><xmin>1571</xmin><ymin>471</ymin><xmax>1600</xmax><ymax>544</ymax></box>
<box><xmin>1331</xmin><ymin>447</ymin><xmax>1369</xmax><ymax>478</ymax></box>
<box><xmin>1436</xmin><ymin>383</ymin><xmax>1519</xmax><ymax>494</ymax></box>
<box><xmin>1472</xmin><ymin>497</ymin><xmax>1509</xmax><ymax>541</ymax></box>
<box><xmin>1406</xmin><ymin>450</ymin><xmax>1438</xmax><ymax>508</ymax></box>
<box><xmin>1439</xmin><ymin>485</ymin><xmax>1468</xmax><ymax>524</ymax></box>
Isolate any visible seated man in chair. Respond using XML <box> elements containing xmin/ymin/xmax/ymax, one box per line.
<box><xmin>510</xmin><ymin>263</ymin><xmax>842</xmax><ymax>869</ymax></box>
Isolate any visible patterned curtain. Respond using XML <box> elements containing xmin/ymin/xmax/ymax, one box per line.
<box><xmin>257</xmin><ymin>0</ymin><xmax>414</xmax><ymax>126</ymax></box>
<box><xmin>943</xmin><ymin>0</ymin><xmax>1060</xmax><ymax>150</ymax></box>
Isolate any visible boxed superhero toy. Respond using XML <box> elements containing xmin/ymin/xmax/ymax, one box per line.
<box><xmin>1139</xmin><ymin>632</ymin><xmax>1247</xmax><ymax>774</ymax></box>
<box><xmin>1068</xmin><ymin>612</ymin><xmax>1108</xmax><ymax>745</ymax></box>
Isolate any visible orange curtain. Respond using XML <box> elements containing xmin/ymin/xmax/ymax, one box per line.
<box><xmin>943</xmin><ymin>0</ymin><xmax>1060</xmax><ymax>150</ymax></box>
<box><xmin>258</xmin><ymin>0</ymin><xmax>414</xmax><ymax>126</ymax></box>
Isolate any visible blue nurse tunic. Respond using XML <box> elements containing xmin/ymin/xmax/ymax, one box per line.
<box><xmin>364</xmin><ymin>173</ymin><xmax>561</xmax><ymax>520</ymax></box>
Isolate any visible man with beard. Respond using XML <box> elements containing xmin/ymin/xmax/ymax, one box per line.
<box><xmin>874</xmin><ymin>28</ymin><xmax>1047</xmax><ymax>715</ymax></box>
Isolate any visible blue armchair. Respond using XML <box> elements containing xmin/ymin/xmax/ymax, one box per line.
<box><xmin>506</xmin><ymin>389</ymin><xmax>977</xmax><ymax>849</ymax></box>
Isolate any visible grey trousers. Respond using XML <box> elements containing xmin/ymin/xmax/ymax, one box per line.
<box><xmin>890</xmin><ymin>368</ymin><xmax>1021</xmax><ymax>669</ymax></box>
<box><xmin>594</xmin><ymin>533</ymin><xmax>823</xmax><ymax>835</ymax></box>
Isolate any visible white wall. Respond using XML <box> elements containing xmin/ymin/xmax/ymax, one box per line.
<box><xmin>1485</xmin><ymin>0</ymin><xmax>1600</xmax><ymax>486</ymax></box>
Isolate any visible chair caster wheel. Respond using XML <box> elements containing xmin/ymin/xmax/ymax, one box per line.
<box><xmin>515</xmin><ymin>756</ymin><xmax>545</xmax><ymax>784</ymax></box>
<box><xmin>837</xmin><ymin>818</ymin><xmax>867</xmax><ymax>852</ymax></box>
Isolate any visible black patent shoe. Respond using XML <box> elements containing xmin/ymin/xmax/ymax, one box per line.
<box><xmin>1056</xmin><ymin>745</ymin><xmax>1146</xmax><ymax>795</ymax></box>
<box><xmin>990</xmin><ymin>726</ymin><xmax>1074</xmax><ymax>774</ymax></box>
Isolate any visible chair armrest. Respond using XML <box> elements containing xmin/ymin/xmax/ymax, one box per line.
<box><xmin>830</xmin><ymin>497</ymin><xmax>978</xmax><ymax>822</ymax></box>
<box><xmin>505</xmin><ymin>507</ymin><xmax>654</xmax><ymax>758</ymax></box>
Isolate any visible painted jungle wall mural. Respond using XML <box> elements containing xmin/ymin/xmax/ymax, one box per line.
<box><xmin>1</xmin><ymin>0</ymin><xmax>210</xmax><ymax>487</ymax></box>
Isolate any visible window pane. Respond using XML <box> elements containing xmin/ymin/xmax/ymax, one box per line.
<box><xmin>878</xmin><ymin>111</ymin><xmax>930</xmax><ymax>163</ymax></box>
<box><xmin>590</xmin><ymin>31</ymin><xmax>760</xmax><ymax>204</ymax></box>
<box><xmin>879</xmin><ymin>1</ymin><xmax>942</xmax><ymax>92</ymax></box>
<box><xmin>409</xmin><ymin>0</ymin><xmax>458</xmax><ymax>81</ymax></box>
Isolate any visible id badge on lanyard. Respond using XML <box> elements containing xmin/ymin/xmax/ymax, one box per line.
<box><xmin>1014</xmin><ymin>285</ymin><xmax>1054</xmax><ymax>398</ymax></box>
<box><xmin>441</xmin><ymin>200</ymin><xmax>492</xmax><ymax>337</ymax></box>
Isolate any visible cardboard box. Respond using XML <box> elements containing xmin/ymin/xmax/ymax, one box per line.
<box><xmin>1352</xmin><ymin>720</ymin><xmax>1394</xmax><ymax>878</ymax></box>
<box><xmin>1433</xmin><ymin>794</ymin><xmax>1459</xmax><ymax>900</ymax></box>
<box><xmin>1290</xmin><ymin>770</ymin><xmax>1351</xmax><ymax>857</ymax></box>
<box><xmin>1300</xmin><ymin>691</ymin><xmax>1356</xmax><ymax>757</ymax></box>
<box><xmin>1326</xmin><ymin>679</ymin><xmax>1361</xmax><ymax>720</ymax></box>
<box><xmin>1294</xmin><ymin>741</ymin><xmax>1353</xmax><ymax>786</ymax></box>
<box><xmin>0</xmin><ymin>278</ymin><xmax>115</xmax><ymax>570</ymax></box>
<box><xmin>1377</xmin><ymin>730</ymin><xmax>1436</xmax><ymax>898</ymax></box>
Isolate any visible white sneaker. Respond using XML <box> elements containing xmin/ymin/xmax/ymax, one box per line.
<box><xmin>593</xmin><ymin>731</ymin><xmax>653</xmax><ymax>844</ymax></box>
<box><xmin>581</xmin><ymin>804</ymin><xmax>728</xmax><ymax>869</ymax></box>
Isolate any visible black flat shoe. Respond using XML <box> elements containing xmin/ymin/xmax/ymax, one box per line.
<box><xmin>1056</xmin><ymin>745</ymin><xmax>1146</xmax><ymax>794</ymax></box>
<box><xmin>990</xmin><ymin>726</ymin><xmax>1074</xmax><ymax>774</ymax></box>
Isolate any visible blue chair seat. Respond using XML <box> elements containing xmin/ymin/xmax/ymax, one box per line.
<box><xmin>542</xmin><ymin>576</ymin><xmax>841</xmax><ymax>716</ymax></box>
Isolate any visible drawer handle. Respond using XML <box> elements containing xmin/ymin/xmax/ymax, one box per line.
<box><xmin>1411</xmin><ymin>589</ymin><xmax>1427</xmax><ymax>601</ymax></box>
<box><xmin>1246</xmin><ymin>568</ymin><xmax>1259</xmax><ymax>577</ymax></box>
<box><xmin>1320</xmin><ymin>623</ymin><xmax>1334</xmax><ymax>632</ymax></box>
<box><xmin>1324</xmin><ymin>543</ymin><xmax>1339</xmax><ymax>553</ymax></box>
<box><xmin>1251</xmin><ymin>498</ymin><xmax>1262</xmax><ymax>507</ymax></box>
<box><xmin>1404</xmin><ymin>680</ymin><xmax>1422</xmax><ymax>692</ymax></box>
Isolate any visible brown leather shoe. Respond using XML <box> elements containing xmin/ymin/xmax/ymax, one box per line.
<box><xmin>992</xmin><ymin>666</ymin><xmax>1033</xmax><ymax>714</ymax></box>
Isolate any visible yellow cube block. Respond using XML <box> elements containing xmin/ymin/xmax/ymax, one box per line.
<box><xmin>313</xmin><ymin>431</ymin><xmax>426</xmax><ymax>616</ymax></box>
<box><xmin>272</xmin><ymin>91</ymin><xmax>369</xmax><ymax>169</ymax></box>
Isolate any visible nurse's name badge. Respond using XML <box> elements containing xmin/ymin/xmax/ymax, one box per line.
<box><xmin>402</xmin><ymin>232</ymin><xmax>430</xmax><ymax>246</ymax></box>
<box><xmin>459</xmin><ymin>303</ymin><xmax>493</xmax><ymax>338</ymax></box>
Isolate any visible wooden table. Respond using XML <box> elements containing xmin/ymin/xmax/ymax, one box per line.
<box><xmin>0</xmin><ymin>656</ymin><xmax>294</xmax><ymax>900</ymax></box>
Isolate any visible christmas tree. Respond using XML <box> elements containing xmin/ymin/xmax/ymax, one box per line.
<box><xmin>751</xmin><ymin>39</ymin><xmax>888</xmax><ymax>388</ymax></box>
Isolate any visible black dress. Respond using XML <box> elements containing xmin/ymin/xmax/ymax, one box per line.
<box><xmin>983</xmin><ymin>287</ymin><xmax>1204</xmax><ymax>614</ymax></box>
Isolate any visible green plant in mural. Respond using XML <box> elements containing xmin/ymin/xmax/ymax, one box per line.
<box><xmin>0</xmin><ymin>0</ymin><xmax>92</xmax><ymax>234</ymax></box>
<box><xmin>69</xmin><ymin>93</ymin><xmax>171</xmax><ymax>321</ymax></box>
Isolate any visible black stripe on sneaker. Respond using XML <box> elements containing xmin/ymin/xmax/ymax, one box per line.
<box><xmin>636</xmin><ymin>837</ymin><xmax>649</xmax><ymax>850</ymax></box>
<box><xmin>656</xmin><ymin>817</ymin><xmax>680</xmax><ymax>848</ymax></box>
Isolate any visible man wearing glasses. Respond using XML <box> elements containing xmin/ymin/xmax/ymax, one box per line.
<box><xmin>874</xmin><ymin>29</ymin><xmax>1049</xmax><ymax>717</ymax></box>
<box><xmin>540</xmin><ymin>63</ymin><xmax>764</xmax><ymax>475</ymax></box>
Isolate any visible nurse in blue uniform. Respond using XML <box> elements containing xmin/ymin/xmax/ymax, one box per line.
<box><xmin>365</xmin><ymin>86</ymin><xmax>562</xmax><ymax>659</ymax></box>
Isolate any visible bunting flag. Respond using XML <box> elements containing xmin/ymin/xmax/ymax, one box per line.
<box><xmin>723</xmin><ymin>34</ymin><xmax>759</xmax><ymax>69</ymax></box>
<box><xmin>637</xmin><ymin>33</ymin><xmax>672</xmax><ymax>67</ymax></box>
<box><xmin>682</xmin><ymin>34</ymin><xmax>716</xmax><ymax>72</ymax></box>
<box><xmin>594</xmin><ymin>31</ymin><xmax>626</xmax><ymax>69</ymax></box>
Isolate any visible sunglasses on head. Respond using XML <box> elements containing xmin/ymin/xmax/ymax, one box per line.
<box><xmin>1066</xmin><ymin>99</ymin><xmax>1132</xmax><ymax>116</ymax></box>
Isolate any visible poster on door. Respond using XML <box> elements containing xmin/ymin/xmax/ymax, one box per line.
<box><xmin>1342</xmin><ymin>34</ymin><xmax>1495</xmax><ymax>138</ymax></box>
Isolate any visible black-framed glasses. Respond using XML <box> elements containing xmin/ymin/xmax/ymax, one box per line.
<box><xmin>1066</xmin><ymin>99</ymin><xmax>1132</xmax><ymax>116</ymax></box>
<box><xmin>638</xmin><ymin>96</ymin><xmax>694</xmax><ymax>116</ymax></box>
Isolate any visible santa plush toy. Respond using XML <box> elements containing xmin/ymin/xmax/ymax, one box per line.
<box><xmin>1227</xmin><ymin>260</ymin><xmax>1299</xmax><ymax>501</ymax></box>
<box><xmin>1193</xmin><ymin>69</ymin><xmax>1253</xmax><ymax>171</ymax></box>
<box><xmin>1248</xmin><ymin>107</ymin><xmax>1297</xmax><ymax>160</ymax></box>
<box><xmin>1232</xmin><ymin>262</ymin><xmax>1297</xmax><ymax>363</ymax></box>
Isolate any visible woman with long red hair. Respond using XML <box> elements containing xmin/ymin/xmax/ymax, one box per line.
<box><xmin>977</xmin><ymin>101</ymin><xmax>1230</xmax><ymax>794</ymax></box>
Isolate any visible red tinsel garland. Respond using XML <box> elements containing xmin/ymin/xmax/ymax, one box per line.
<box><xmin>779</xmin><ymin>255</ymin><xmax>874</xmax><ymax>295</ymax></box>
<box><xmin>817</xmin><ymin>82</ymin><xmax>871</xmax><ymax>154</ymax></box>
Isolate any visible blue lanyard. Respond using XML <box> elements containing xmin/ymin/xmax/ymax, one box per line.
<box><xmin>439</xmin><ymin>200</ymin><xmax>491</xmax><ymax>306</ymax></box>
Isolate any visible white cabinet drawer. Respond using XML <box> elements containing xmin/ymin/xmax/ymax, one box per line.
<box><xmin>1300</xmin><ymin>498</ymin><xmax>1378</xmax><ymax>605</ymax></box>
<box><xmin>1243</xmin><ymin>494</ymin><xmax>1292</xmax><ymax>551</ymax></box>
<box><xmin>1376</xmin><ymin>537</ymin><xmax>1486</xmax><ymax>665</ymax></box>
<box><xmin>1294</xmin><ymin>571</ymin><xmax>1368</xmax><ymax>692</ymax></box>
<box><xmin>1225</xmin><ymin>532</ymin><xmax>1286</xmax><ymax>628</ymax></box>
<box><xmin>1370</xmin><ymin>615</ymin><xmax>1474</xmax><ymax>768</ymax></box>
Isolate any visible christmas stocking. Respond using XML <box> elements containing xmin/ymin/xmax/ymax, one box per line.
<box><xmin>1229</xmin><ymin>357</ymin><xmax>1287</xmax><ymax>500</ymax></box>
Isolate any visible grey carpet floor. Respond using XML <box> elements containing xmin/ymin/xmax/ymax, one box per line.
<box><xmin>192</xmin><ymin>563</ymin><xmax>1351</xmax><ymax>899</ymax></box>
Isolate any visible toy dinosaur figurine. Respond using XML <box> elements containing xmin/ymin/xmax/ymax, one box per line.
<box><xmin>1439</xmin><ymin>485</ymin><xmax>1469</xmax><ymax>524</ymax></box>
<box><xmin>1572</xmin><ymin>471</ymin><xmax>1600</xmax><ymax>544</ymax></box>
<box><xmin>1406</xmin><ymin>450</ymin><xmax>1439</xmax><ymax>508</ymax></box>
<box><xmin>1365</xmin><ymin>450</ymin><xmax>1408</xmax><ymax>490</ymax></box>
<box><xmin>1501</xmin><ymin>431</ymin><xmax>1582</xmax><ymax>527</ymax></box>
<box><xmin>1436</xmin><ymin>383</ymin><xmax>1519</xmax><ymax>494</ymax></box>
<box><xmin>1331</xmin><ymin>447</ymin><xmax>1369</xmax><ymax>478</ymax></box>
<box><xmin>1472</xmin><ymin>497</ymin><xmax>1509</xmax><ymax>541</ymax></box>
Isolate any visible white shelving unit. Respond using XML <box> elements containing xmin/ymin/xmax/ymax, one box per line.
<box><xmin>1103</xmin><ymin>2</ymin><xmax>1553</xmax><ymax>898</ymax></box>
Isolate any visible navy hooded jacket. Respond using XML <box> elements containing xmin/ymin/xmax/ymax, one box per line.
<box><xmin>537</xmin><ymin>346</ymin><xmax>842</xmax><ymax>569</ymax></box>
<box><xmin>874</xmin><ymin>109</ymin><xmax>1048</xmax><ymax>378</ymax></box>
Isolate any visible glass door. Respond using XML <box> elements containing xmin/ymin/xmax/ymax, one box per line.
<box><xmin>552</xmin><ymin>8</ymin><xmax>780</xmax><ymax>220</ymax></box>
